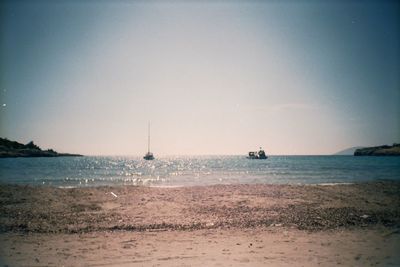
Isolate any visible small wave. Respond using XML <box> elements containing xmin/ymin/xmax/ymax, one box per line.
<box><xmin>309</xmin><ymin>182</ymin><xmax>354</xmax><ymax>186</ymax></box>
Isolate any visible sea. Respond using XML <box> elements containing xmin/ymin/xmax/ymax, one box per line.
<box><xmin>0</xmin><ymin>156</ymin><xmax>399</xmax><ymax>187</ymax></box>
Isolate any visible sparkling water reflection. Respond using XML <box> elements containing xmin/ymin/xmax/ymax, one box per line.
<box><xmin>0</xmin><ymin>156</ymin><xmax>399</xmax><ymax>187</ymax></box>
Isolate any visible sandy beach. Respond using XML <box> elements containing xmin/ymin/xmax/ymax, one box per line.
<box><xmin>1</xmin><ymin>181</ymin><xmax>399</xmax><ymax>266</ymax></box>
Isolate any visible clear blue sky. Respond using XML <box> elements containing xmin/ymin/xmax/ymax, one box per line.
<box><xmin>1</xmin><ymin>1</ymin><xmax>399</xmax><ymax>155</ymax></box>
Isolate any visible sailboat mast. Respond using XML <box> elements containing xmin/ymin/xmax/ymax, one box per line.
<box><xmin>148</xmin><ymin>122</ymin><xmax>150</xmax><ymax>153</ymax></box>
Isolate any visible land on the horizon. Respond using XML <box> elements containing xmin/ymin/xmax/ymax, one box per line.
<box><xmin>354</xmin><ymin>144</ymin><xmax>400</xmax><ymax>156</ymax></box>
<box><xmin>333</xmin><ymin>146</ymin><xmax>364</xmax><ymax>155</ymax></box>
<box><xmin>0</xmin><ymin>138</ymin><xmax>82</xmax><ymax>158</ymax></box>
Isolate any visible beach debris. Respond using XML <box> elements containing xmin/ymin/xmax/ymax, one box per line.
<box><xmin>360</xmin><ymin>214</ymin><xmax>370</xmax><ymax>219</ymax></box>
<box><xmin>270</xmin><ymin>223</ymin><xmax>282</xmax><ymax>227</ymax></box>
<box><xmin>206</xmin><ymin>222</ymin><xmax>214</xmax><ymax>227</ymax></box>
<box><xmin>283</xmin><ymin>230</ymin><xmax>289</xmax><ymax>236</ymax></box>
<box><xmin>110</xmin><ymin>192</ymin><xmax>118</xmax><ymax>198</ymax></box>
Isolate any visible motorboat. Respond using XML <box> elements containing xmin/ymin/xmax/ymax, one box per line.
<box><xmin>247</xmin><ymin>148</ymin><xmax>267</xmax><ymax>159</ymax></box>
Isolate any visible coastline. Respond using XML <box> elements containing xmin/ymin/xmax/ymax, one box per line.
<box><xmin>0</xmin><ymin>152</ymin><xmax>83</xmax><ymax>158</ymax></box>
<box><xmin>1</xmin><ymin>181</ymin><xmax>399</xmax><ymax>266</ymax></box>
<box><xmin>0</xmin><ymin>137</ymin><xmax>83</xmax><ymax>158</ymax></box>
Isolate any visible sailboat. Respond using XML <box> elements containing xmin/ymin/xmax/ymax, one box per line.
<box><xmin>143</xmin><ymin>122</ymin><xmax>154</xmax><ymax>160</ymax></box>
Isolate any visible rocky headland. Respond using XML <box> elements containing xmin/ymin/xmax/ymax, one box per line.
<box><xmin>354</xmin><ymin>144</ymin><xmax>400</xmax><ymax>156</ymax></box>
<box><xmin>0</xmin><ymin>138</ymin><xmax>82</xmax><ymax>158</ymax></box>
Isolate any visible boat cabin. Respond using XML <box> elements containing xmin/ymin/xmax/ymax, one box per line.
<box><xmin>247</xmin><ymin>148</ymin><xmax>268</xmax><ymax>159</ymax></box>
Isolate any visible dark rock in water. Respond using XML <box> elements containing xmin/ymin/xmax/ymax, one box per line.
<box><xmin>354</xmin><ymin>143</ymin><xmax>400</xmax><ymax>156</ymax></box>
<box><xmin>0</xmin><ymin>137</ymin><xmax>82</xmax><ymax>158</ymax></box>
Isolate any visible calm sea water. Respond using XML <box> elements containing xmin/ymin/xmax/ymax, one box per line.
<box><xmin>0</xmin><ymin>156</ymin><xmax>399</xmax><ymax>187</ymax></box>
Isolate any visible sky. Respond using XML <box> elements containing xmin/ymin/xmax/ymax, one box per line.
<box><xmin>0</xmin><ymin>0</ymin><xmax>399</xmax><ymax>155</ymax></box>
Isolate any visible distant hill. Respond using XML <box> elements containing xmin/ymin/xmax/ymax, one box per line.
<box><xmin>334</xmin><ymin>146</ymin><xmax>364</xmax><ymax>155</ymax></box>
<box><xmin>354</xmin><ymin>144</ymin><xmax>400</xmax><ymax>156</ymax></box>
<box><xmin>0</xmin><ymin>138</ymin><xmax>82</xmax><ymax>158</ymax></box>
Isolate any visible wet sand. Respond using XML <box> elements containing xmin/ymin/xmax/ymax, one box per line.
<box><xmin>0</xmin><ymin>181</ymin><xmax>399</xmax><ymax>266</ymax></box>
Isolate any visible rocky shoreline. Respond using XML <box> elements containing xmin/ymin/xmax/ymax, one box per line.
<box><xmin>0</xmin><ymin>138</ymin><xmax>82</xmax><ymax>158</ymax></box>
<box><xmin>354</xmin><ymin>144</ymin><xmax>400</xmax><ymax>156</ymax></box>
<box><xmin>1</xmin><ymin>181</ymin><xmax>399</xmax><ymax>234</ymax></box>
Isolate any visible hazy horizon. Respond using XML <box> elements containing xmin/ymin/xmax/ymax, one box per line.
<box><xmin>1</xmin><ymin>1</ymin><xmax>399</xmax><ymax>156</ymax></box>
<box><xmin>0</xmin><ymin>135</ymin><xmax>395</xmax><ymax>156</ymax></box>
